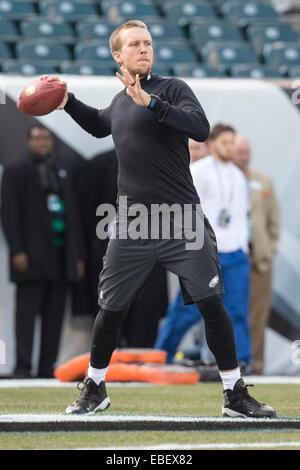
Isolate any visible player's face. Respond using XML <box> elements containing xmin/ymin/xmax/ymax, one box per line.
<box><xmin>27</xmin><ymin>128</ymin><xmax>54</xmax><ymax>156</ymax></box>
<box><xmin>115</xmin><ymin>27</ymin><xmax>153</xmax><ymax>78</ymax></box>
<box><xmin>212</xmin><ymin>131</ymin><xmax>235</xmax><ymax>163</ymax></box>
<box><xmin>233</xmin><ymin>139</ymin><xmax>251</xmax><ymax>170</ymax></box>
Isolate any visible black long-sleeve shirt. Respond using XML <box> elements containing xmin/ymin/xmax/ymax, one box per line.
<box><xmin>64</xmin><ymin>73</ymin><xmax>210</xmax><ymax>207</ymax></box>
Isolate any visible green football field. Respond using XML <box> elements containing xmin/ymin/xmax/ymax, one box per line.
<box><xmin>0</xmin><ymin>383</ymin><xmax>300</xmax><ymax>450</ymax></box>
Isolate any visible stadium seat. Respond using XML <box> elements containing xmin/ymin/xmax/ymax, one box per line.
<box><xmin>155</xmin><ymin>0</ymin><xmax>210</xmax><ymax>5</ymax></box>
<box><xmin>0</xmin><ymin>41</ymin><xmax>12</xmax><ymax>60</ymax></box>
<box><xmin>213</xmin><ymin>0</ymin><xmax>265</xmax><ymax>15</ymax></box>
<box><xmin>74</xmin><ymin>40</ymin><xmax>114</xmax><ymax>63</ymax></box>
<box><xmin>147</xmin><ymin>21</ymin><xmax>185</xmax><ymax>42</ymax></box>
<box><xmin>223</xmin><ymin>1</ymin><xmax>279</xmax><ymax>28</ymax></box>
<box><xmin>76</xmin><ymin>20</ymin><xmax>115</xmax><ymax>40</ymax></box>
<box><xmin>60</xmin><ymin>61</ymin><xmax>115</xmax><ymax>75</ymax></box>
<box><xmin>202</xmin><ymin>43</ymin><xmax>258</xmax><ymax>70</ymax></box>
<box><xmin>151</xmin><ymin>63</ymin><xmax>171</xmax><ymax>76</ymax></box>
<box><xmin>0</xmin><ymin>1</ymin><xmax>37</xmax><ymax>20</ymax></box>
<box><xmin>155</xmin><ymin>44</ymin><xmax>198</xmax><ymax>63</ymax></box>
<box><xmin>1</xmin><ymin>59</ymin><xmax>57</xmax><ymax>75</ymax></box>
<box><xmin>288</xmin><ymin>65</ymin><xmax>300</xmax><ymax>78</ymax></box>
<box><xmin>231</xmin><ymin>64</ymin><xmax>282</xmax><ymax>78</ymax></box>
<box><xmin>172</xmin><ymin>63</ymin><xmax>226</xmax><ymax>77</ymax></box>
<box><xmin>16</xmin><ymin>40</ymin><xmax>72</xmax><ymax>64</ymax></box>
<box><xmin>20</xmin><ymin>18</ymin><xmax>75</xmax><ymax>43</ymax></box>
<box><xmin>0</xmin><ymin>20</ymin><xmax>19</xmax><ymax>41</ymax></box>
<box><xmin>190</xmin><ymin>21</ymin><xmax>243</xmax><ymax>49</ymax></box>
<box><xmin>39</xmin><ymin>0</ymin><xmax>100</xmax><ymax>22</ymax></box>
<box><xmin>162</xmin><ymin>2</ymin><xmax>216</xmax><ymax>25</ymax></box>
<box><xmin>263</xmin><ymin>42</ymin><xmax>300</xmax><ymax>73</ymax></box>
<box><xmin>247</xmin><ymin>24</ymin><xmax>299</xmax><ymax>55</ymax></box>
<box><xmin>101</xmin><ymin>1</ymin><xmax>159</xmax><ymax>22</ymax></box>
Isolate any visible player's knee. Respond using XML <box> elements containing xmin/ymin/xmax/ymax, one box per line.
<box><xmin>196</xmin><ymin>294</ymin><xmax>227</xmax><ymax>322</ymax></box>
<box><xmin>95</xmin><ymin>307</ymin><xmax>128</xmax><ymax>330</ymax></box>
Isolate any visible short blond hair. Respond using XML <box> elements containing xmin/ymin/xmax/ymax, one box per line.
<box><xmin>109</xmin><ymin>20</ymin><xmax>149</xmax><ymax>54</ymax></box>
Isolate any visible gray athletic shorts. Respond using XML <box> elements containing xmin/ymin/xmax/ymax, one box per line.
<box><xmin>98</xmin><ymin>206</ymin><xmax>224</xmax><ymax>312</ymax></box>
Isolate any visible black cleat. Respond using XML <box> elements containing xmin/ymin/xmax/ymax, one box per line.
<box><xmin>65</xmin><ymin>377</ymin><xmax>111</xmax><ymax>415</ymax></box>
<box><xmin>222</xmin><ymin>378</ymin><xmax>277</xmax><ymax>418</ymax></box>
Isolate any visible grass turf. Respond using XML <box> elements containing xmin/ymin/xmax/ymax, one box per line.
<box><xmin>1</xmin><ymin>430</ymin><xmax>300</xmax><ymax>450</ymax></box>
<box><xmin>0</xmin><ymin>383</ymin><xmax>299</xmax><ymax>449</ymax></box>
<box><xmin>0</xmin><ymin>383</ymin><xmax>299</xmax><ymax>417</ymax></box>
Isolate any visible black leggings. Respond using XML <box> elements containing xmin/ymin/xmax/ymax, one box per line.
<box><xmin>90</xmin><ymin>294</ymin><xmax>238</xmax><ymax>371</ymax></box>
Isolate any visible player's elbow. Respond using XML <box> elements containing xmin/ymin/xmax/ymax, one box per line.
<box><xmin>191</xmin><ymin>117</ymin><xmax>210</xmax><ymax>142</ymax></box>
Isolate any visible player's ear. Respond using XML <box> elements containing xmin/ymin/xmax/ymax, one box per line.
<box><xmin>113</xmin><ymin>51</ymin><xmax>122</xmax><ymax>66</ymax></box>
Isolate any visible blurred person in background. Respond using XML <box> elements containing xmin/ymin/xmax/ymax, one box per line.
<box><xmin>233</xmin><ymin>135</ymin><xmax>280</xmax><ymax>375</ymax></box>
<box><xmin>188</xmin><ymin>139</ymin><xmax>210</xmax><ymax>163</ymax></box>
<box><xmin>1</xmin><ymin>125</ymin><xmax>86</xmax><ymax>378</ymax></box>
<box><xmin>155</xmin><ymin>124</ymin><xmax>251</xmax><ymax>368</ymax></box>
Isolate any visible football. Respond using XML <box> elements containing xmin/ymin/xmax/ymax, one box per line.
<box><xmin>17</xmin><ymin>77</ymin><xmax>65</xmax><ymax>116</ymax></box>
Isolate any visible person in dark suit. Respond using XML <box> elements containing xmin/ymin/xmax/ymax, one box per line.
<box><xmin>87</xmin><ymin>149</ymin><xmax>118</xmax><ymax>318</ymax></box>
<box><xmin>88</xmin><ymin>148</ymin><xmax>168</xmax><ymax>347</ymax></box>
<box><xmin>1</xmin><ymin>125</ymin><xmax>86</xmax><ymax>378</ymax></box>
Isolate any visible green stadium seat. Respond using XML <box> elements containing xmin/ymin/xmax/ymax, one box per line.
<box><xmin>0</xmin><ymin>20</ymin><xmax>19</xmax><ymax>41</ymax></box>
<box><xmin>173</xmin><ymin>63</ymin><xmax>226</xmax><ymax>77</ymax></box>
<box><xmin>39</xmin><ymin>1</ymin><xmax>100</xmax><ymax>22</ymax></box>
<box><xmin>247</xmin><ymin>24</ymin><xmax>298</xmax><ymax>55</ymax></box>
<box><xmin>202</xmin><ymin>43</ymin><xmax>258</xmax><ymax>70</ymax></box>
<box><xmin>101</xmin><ymin>1</ymin><xmax>159</xmax><ymax>22</ymax></box>
<box><xmin>231</xmin><ymin>64</ymin><xmax>282</xmax><ymax>78</ymax></box>
<box><xmin>20</xmin><ymin>19</ymin><xmax>75</xmax><ymax>43</ymax></box>
<box><xmin>74</xmin><ymin>40</ymin><xmax>114</xmax><ymax>63</ymax></box>
<box><xmin>223</xmin><ymin>1</ymin><xmax>279</xmax><ymax>28</ymax></box>
<box><xmin>60</xmin><ymin>61</ymin><xmax>115</xmax><ymax>75</ymax></box>
<box><xmin>1</xmin><ymin>59</ymin><xmax>57</xmax><ymax>75</ymax></box>
<box><xmin>0</xmin><ymin>1</ymin><xmax>36</xmax><ymax>20</ymax></box>
<box><xmin>190</xmin><ymin>22</ymin><xmax>243</xmax><ymax>49</ymax></box>
<box><xmin>288</xmin><ymin>65</ymin><xmax>300</xmax><ymax>78</ymax></box>
<box><xmin>162</xmin><ymin>2</ymin><xmax>216</xmax><ymax>25</ymax></box>
<box><xmin>0</xmin><ymin>41</ymin><xmax>12</xmax><ymax>60</ymax></box>
<box><xmin>147</xmin><ymin>21</ymin><xmax>185</xmax><ymax>42</ymax></box>
<box><xmin>155</xmin><ymin>0</ymin><xmax>210</xmax><ymax>4</ymax></box>
<box><xmin>155</xmin><ymin>44</ymin><xmax>198</xmax><ymax>63</ymax></box>
<box><xmin>213</xmin><ymin>0</ymin><xmax>264</xmax><ymax>15</ymax></box>
<box><xmin>16</xmin><ymin>40</ymin><xmax>72</xmax><ymax>64</ymax></box>
<box><xmin>76</xmin><ymin>20</ymin><xmax>115</xmax><ymax>40</ymax></box>
<box><xmin>151</xmin><ymin>63</ymin><xmax>171</xmax><ymax>76</ymax></box>
<box><xmin>263</xmin><ymin>42</ymin><xmax>300</xmax><ymax>73</ymax></box>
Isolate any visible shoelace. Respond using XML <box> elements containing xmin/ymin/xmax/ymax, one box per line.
<box><xmin>239</xmin><ymin>383</ymin><xmax>263</xmax><ymax>406</ymax></box>
<box><xmin>76</xmin><ymin>380</ymin><xmax>92</xmax><ymax>399</ymax></box>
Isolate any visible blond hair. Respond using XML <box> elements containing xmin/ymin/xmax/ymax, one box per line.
<box><xmin>109</xmin><ymin>20</ymin><xmax>148</xmax><ymax>54</ymax></box>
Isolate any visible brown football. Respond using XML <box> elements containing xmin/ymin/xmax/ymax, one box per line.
<box><xmin>17</xmin><ymin>78</ymin><xmax>65</xmax><ymax>116</ymax></box>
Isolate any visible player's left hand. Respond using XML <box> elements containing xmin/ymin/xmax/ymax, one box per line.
<box><xmin>116</xmin><ymin>66</ymin><xmax>151</xmax><ymax>107</ymax></box>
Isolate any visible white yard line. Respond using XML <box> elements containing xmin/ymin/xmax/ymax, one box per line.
<box><xmin>0</xmin><ymin>376</ymin><xmax>300</xmax><ymax>388</ymax></box>
<box><xmin>75</xmin><ymin>442</ymin><xmax>300</xmax><ymax>450</ymax></box>
<box><xmin>0</xmin><ymin>414</ymin><xmax>296</xmax><ymax>423</ymax></box>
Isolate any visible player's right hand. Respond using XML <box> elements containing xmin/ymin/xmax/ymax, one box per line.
<box><xmin>40</xmin><ymin>75</ymin><xmax>69</xmax><ymax>109</ymax></box>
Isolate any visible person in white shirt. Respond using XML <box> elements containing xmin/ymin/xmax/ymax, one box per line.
<box><xmin>155</xmin><ymin>123</ymin><xmax>251</xmax><ymax>367</ymax></box>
